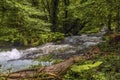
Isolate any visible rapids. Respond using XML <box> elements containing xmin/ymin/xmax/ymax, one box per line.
<box><xmin>0</xmin><ymin>28</ymin><xmax>107</xmax><ymax>73</ymax></box>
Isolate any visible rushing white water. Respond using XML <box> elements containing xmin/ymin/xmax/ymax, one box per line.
<box><xmin>0</xmin><ymin>44</ymin><xmax>74</xmax><ymax>73</ymax></box>
<box><xmin>0</xmin><ymin>31</ymin><xmax>106</xmax><ymax>73</ymax></box>
<box><xmin>0</xmin><ymin>49</ymin><xmax>40</xmax><ymax>73</ymax></box>
<box><xmin>0</xmin><ymin>49</ymin><xmax>21</xmax><ymax>61</ymax></box>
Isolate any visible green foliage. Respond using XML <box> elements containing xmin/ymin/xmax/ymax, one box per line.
<box><xmin>37</xmin><ymin>53</ymin><xmax>63</xmax><ymax>64</ymax></box>
<box><xmin>0</xmin><ymin>0</ymin><xmax>120</xmax><ymax>46</ymax></box>
<box><xmin>98</xmin><ymin>42</ymin><xmax>120</xmax><ymax>52</ymax></box>
<box><xmin>80</xmin><ymin>27</ymin><xmax>100</xmax><ymax>34</ymax></box>
<box><xmin>0</xmin><ymin>27</ymin><xmax>19</xmax><ymax>45</ymax></box>
<box><xmin>71</xmin><ymin>61</ymin><xmax>102</xmax><ymax>72</ymax></box>
<box><xmin>37</xmin><ymin>54</ymin><xmax>54</xmax><ymax>62</ymax></box>
<box><xmin>64</xmin><ymin>42</ymin><xmax>120</xmax><ymax>80</ymax></box>
<box><xmin>64</xmin><ymin>53</ymin><xmax>120</xmax><ymax>80</ymax></box>
<box><xmin>39</xmin><ymin>32</ymin><xmax>64</xmax><ymax>44</ymax></box>
<box><xmin>0</xmin><ymin>77</ymin><xmax>6</xmax><ymax>80</ymax></box>
<box><xmin>62</xmin><ymin>0</ymin><xmax>120</xmax><ymax>34</ymax></box>
<box><xmin>0</xmin><ymin>0</ymin><xmax>65</xmax><ymax>46</ymax></box>
<box><xmin>18</xmin><ymin>32</ymin><xmax>64</xmax><ymax>46</ymax></box>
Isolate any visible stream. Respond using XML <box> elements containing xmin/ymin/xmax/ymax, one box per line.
<box><xmin>0</xmin><ymin>29</ymin><xmax>106</xmax><ymax>73</ymax></box>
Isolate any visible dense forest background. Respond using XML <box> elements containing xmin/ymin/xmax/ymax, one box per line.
<box><xmin>0</xmin><ymin>0</ymin><xmax>120</xmax><ymax>46</ymax></box>
<box><xmin>0</xmin><ymin>0</ymin><xmax>120</xmax><ymax>80</ymax></box>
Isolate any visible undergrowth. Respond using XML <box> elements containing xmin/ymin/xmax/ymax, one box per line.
<box><xmin>64</xmin><ymin>53</ymin><xmax>120</xmax><ymax>80</ymax></box>
<box><xmin>64</xmin><ymin>41</ymin><xmax>120</xmax><ymax>80</ymax></box>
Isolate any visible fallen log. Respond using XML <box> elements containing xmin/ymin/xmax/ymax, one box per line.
<box><xmin>1</xmin><ymin>56</ymin><xmax>83</xmax><ymax>80</ymax></box>
<box><xmin>1</xmin><ymin>46</ymin><xmax>100</xmax><ymax>80</ymax></box>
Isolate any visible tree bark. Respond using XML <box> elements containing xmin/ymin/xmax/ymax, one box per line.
<box><xmin>50</xmin><ymin>0</ymin><xmax>59</xmax><ymax>32</ymax></box>
<box><xmin>1</xmin><ymin>56</ymin><xmax>82</xmax><ymax>80</ymax></box>
<box><xmin>107</xmin><ymin>13</ymin><xmax>112</xmax><ymax>32</ymax></box>
<box><xmin>64</xmin><ymin>0</ymin><xmax>69</xmax><ymax>18</ymax></box>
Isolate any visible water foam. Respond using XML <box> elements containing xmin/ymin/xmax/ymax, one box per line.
<box><xmin>0</xmin><ymin>48</ymin><xmax>21</xmax><ymax>61</ymax></box>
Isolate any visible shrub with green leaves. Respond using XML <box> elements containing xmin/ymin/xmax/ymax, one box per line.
<box><xmin>64</xmin><ymin>53</ymin><xmax>120</xmax><ymax>80</ymax></box>
<box><xmin>0</xmin><ymin>0</ymin><xmax>64</xmax><ymax>46</ymax></box>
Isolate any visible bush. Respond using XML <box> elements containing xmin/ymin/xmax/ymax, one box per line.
<box><xmin>64</xmin><ymin>53</ymin><xmax>120</xmax><ymax>80</ymax></box>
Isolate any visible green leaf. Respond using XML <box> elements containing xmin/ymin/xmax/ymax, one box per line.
<box><xmin>71</xmin><ymin>61</ymin><xmax>103</xmax><ymax>72</ymax></box>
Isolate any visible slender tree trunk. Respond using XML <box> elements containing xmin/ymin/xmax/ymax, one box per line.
<box><xmin>41</xmin><ymin>0</ymin><xmax>59</xmax><ymax>32</ymax></box>
<box><xmin>63</xmin><ymin>0</ymin><xmax>70</xmax><ymax>34</ymax></box>
<box><xmin>107</xmin><ymin>13</ymin><xmax>112</xmax><ymax>32</ymax></box>
<box><xmin>64</xmin><ymin>0</ymin><xmax>69</xmax><ymax>18</ymax></box>
<box><xmin>50</xmin><ymin>0</ymin><xmax>59</xmax><ymax>32</ymax></box>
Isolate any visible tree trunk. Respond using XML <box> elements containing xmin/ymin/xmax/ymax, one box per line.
<box><xmin>50</xmin><ymin>0</ymin><xmax>59</xmax><ymax>32</ymax></box>
<box><xmin>2</xmin><ymin>56</ymin><xmax>82</xmax><ymax>80</ymax></box>
<box><xmin>107</xmin><ymin>13</ymin><xmax>112</xmax><ymax>32</ymax></box>
<box><xmin>41</xmin><ymin>0</ymin><xmax>59</xmax><ymax>32</ymax></box>
<box><xmin>64</xmin><ymin>0</ymin><xmax>69</xmax><ymax>18</ymax></box>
